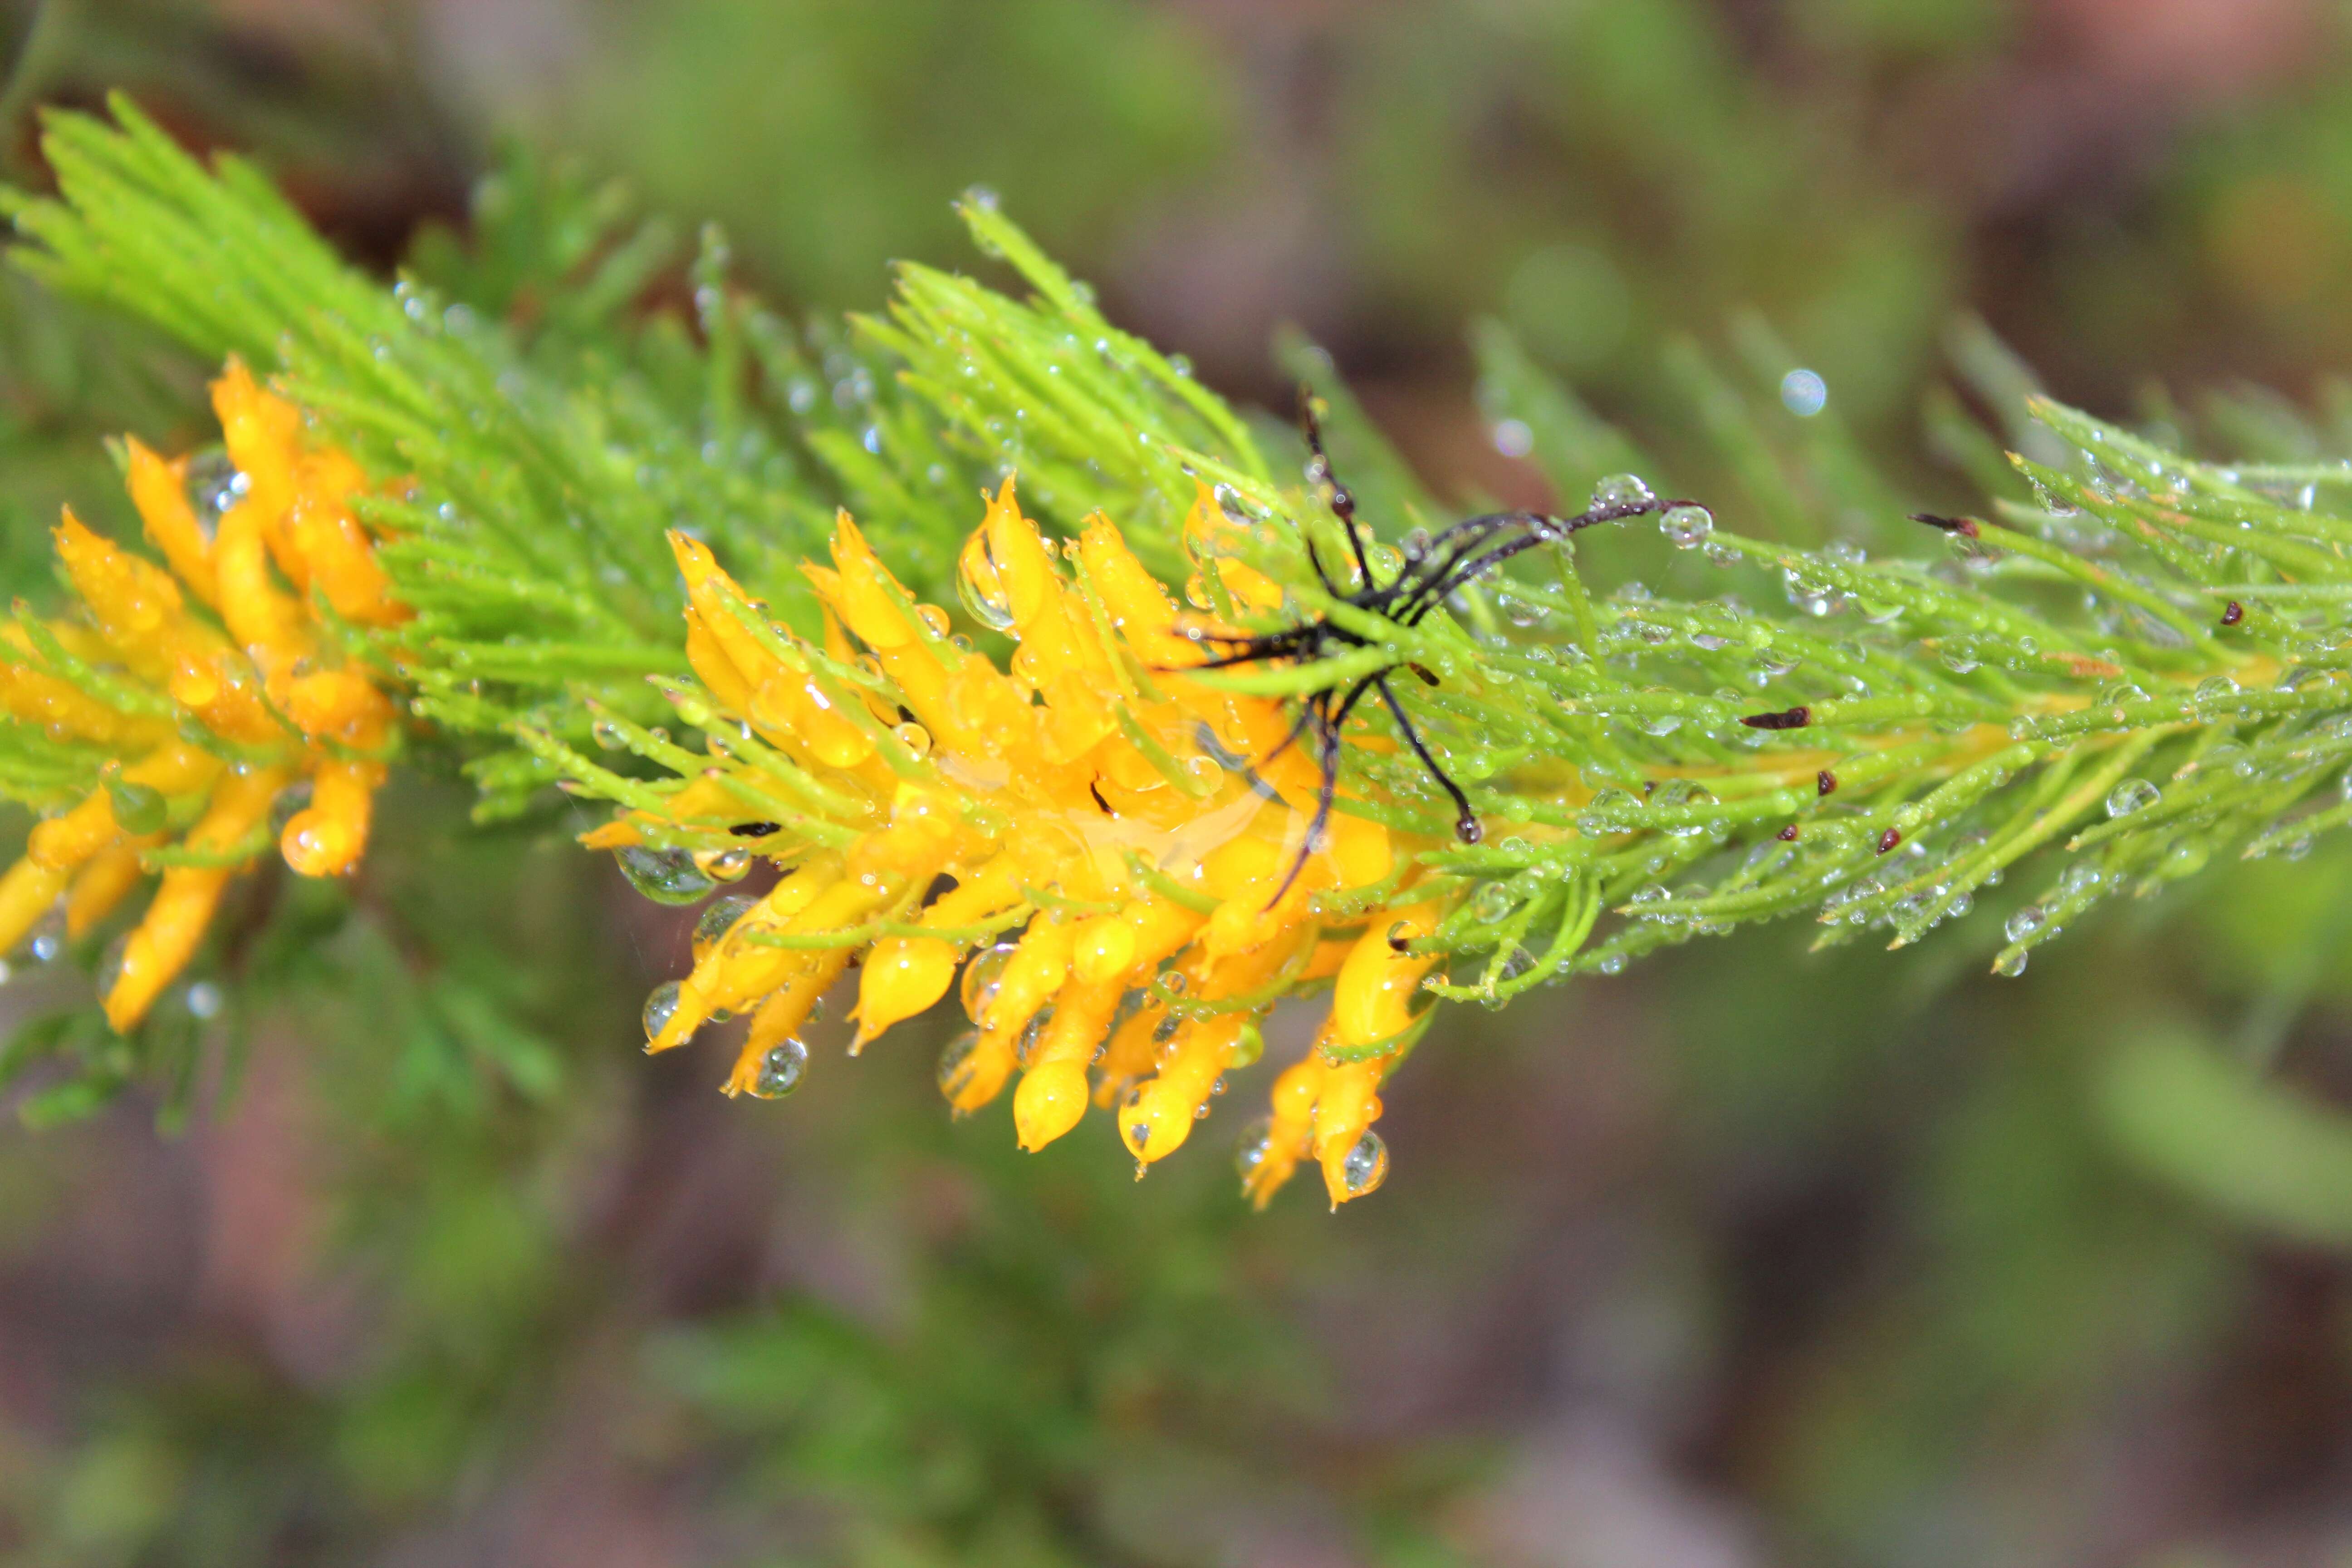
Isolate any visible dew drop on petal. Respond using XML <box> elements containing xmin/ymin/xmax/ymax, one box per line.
<box><xmin>1341</xmin><ymin>1131</ymin><xmax>1389</xmax><ymax>1197</ymax></box>
<box><xmin>698</xmin><ymin>847</ymin><xmax>753</xmax><ymax>882</ymax></box>
<box><xmin>937</xmin><ymin>1029</ymin><xmax>980</xmax><ymax>1099</ymax></box>
<box><xmin>748</xmin><ymin>1038</ymin><xmax>809</xmax><ymax>1099</ymax></box>
<box><xmin>643</xmin><ymin>980</ymin><xmax>687</xmax><ymax>1043</ymax></box>
<box><xmin>694</xmin><ymin>893</ymin><xmax>759</xmax><ymax>954</ymax></box>
<box><xmin>617</xmin><ymin>846</ymin><xmax>715</xmax><ymax>905</ymax></box>
<box><xmin>956</xmin><ymin>539</ymin><xmax>1019</xmax><ymax>632</ymax></box>
<box><xmin>959</xmin><ymin>942</ymin><xmax>1021</xmax><ymax>1025</ymax></box>
<box><xmin>1235</xmin><ymin>1116</ymin><xmax>1276</xmax><ymax>1184</ymax></box>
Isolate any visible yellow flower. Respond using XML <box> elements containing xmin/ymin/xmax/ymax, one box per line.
<box><xmin>596</xmin><ymin>479</ymin><xmax>1452</xmax><ymax>1208</ymax></box>
<box><xmin>0</xmin><ymin>361</ymin><xmax>406</xmax><ymax>1029</ymax></box>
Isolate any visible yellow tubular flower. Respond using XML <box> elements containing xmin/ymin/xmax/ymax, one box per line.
<box><xmin>0</xmin><ymin>360</ymin><xmax>411</xmax><ymax>1030</ymax></box>
<box><xmin>608</xmin><ymin>477</ymin><xmax>1456</xmax><ymax>1209</ymax></box>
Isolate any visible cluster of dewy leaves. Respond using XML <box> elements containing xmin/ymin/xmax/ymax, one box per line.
<box><xmin>1268</xmin><ymin>362</ymin><xmax>2352</xmax><ymax>990</ymax></box>
<box><xmin>0</xmin><ymin>103</ymin><xmax>1277</xmax><ymax>825</ymax></box>
<box><xmin>0</xmin><ymin>99</ymin><xmax>944</xmax><ymax>816</ymax></box>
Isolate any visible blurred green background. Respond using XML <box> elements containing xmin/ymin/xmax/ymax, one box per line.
<box><xmin>7</xmin><ymin>0</ymin><xmax>2352</xmax><ymax>1564</ymax></box>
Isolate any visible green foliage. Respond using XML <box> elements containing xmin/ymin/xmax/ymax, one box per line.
<box><xmin>14</xmin><ymin>96</ymin><xmax>2352</xmax><ymax>1024</ymax></box>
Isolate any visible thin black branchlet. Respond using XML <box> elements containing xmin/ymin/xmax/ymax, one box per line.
<box><xmin>1182</xmin><ymin>388</ymin><xmax>1705</xmax><ymax>905</ymax></box>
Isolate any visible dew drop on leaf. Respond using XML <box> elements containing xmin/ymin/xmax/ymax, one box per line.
<box><xmin>2105</xmin><ymin>779</ymin><xmax>2161</xmax><ymax>818</ymax></box>
<box><xmin>1659</xmin><ymin>504</ymin><xmax>1713</xmax><ymax>549</ymax></box>
<box><xmin>1591</xmin><ymin>473</ymin><xmax>1653</xmax><ymax>509</ymax></box>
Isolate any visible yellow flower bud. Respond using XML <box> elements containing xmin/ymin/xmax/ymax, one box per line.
<box><xmin>1332</xmin><ymin>902</ymin><xmax>1442</xmax><ymax>1050</ymax></box>
<box><xmin>855</xmin><ymin>934</ymin><xmax>957</xmax><ymax>1049</ymax></box>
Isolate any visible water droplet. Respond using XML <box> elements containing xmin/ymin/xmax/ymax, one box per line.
<box><xmin>591</xmin><ymin>718</ymin><xmax>627</xmax><ymax>751</ymax></box>
<box><xmin>617</xmin><ymin>846</ymin><xmax>715</xmax><ymax>905</ymax></box>
<box><xmin>105</xmin><ymin>777</ymin><xmax>167</xmax><ymax>836</ymax></box>
<box><xmin>1597</xmin><ymin>953</ymin><xmax>1627</xmax><ymax>975</ymax></box>
<box><xmin>1340</xmin><ymin>1131</ymin><xmax>1389</xmax><ymax>1197</ymax></box>
<box><xmin>2105</xmin><ymin>779</ymin><xmax>2160</xmax><ymax>818</ymax></box>
<box><xmin>1016</xmin><ymin>1004</ymin><xmax>1056</xmax><ymax>1067</ymax></box>
<box><xmin>1779</xmin><ymin>368</ymin><xmax>1827</xmax><ymax>417</ymax></box>
<box><xmin>2003</xmin><ymin>907</ymin><xmax>2045</xmax><ymax>944</ymax></box>
<box><xmin>1496</xmin><ymin>590</ymin><xmax>1547</xmax><ymax>628</ymax></box>
<box><xmin>2194</xmin><ymin>675</ymin><xmax>2240</xmax><ymax>709</ymax></box>
<box><xmin>1576</xmin><ymin>786</ymin><xmax>1642</xmax><ymax>836</ymax></box>
<box><xmin>893</xmin><ymin>721</ymin><xmax>932</xmax><ymax>759</ymax></box>
<box><xmin>1994</xmin><ymin>950</ymin><xmax>2028</xmax><ymax>978</ymax></box>
<box><xmin>643</xmin><ymin>980</ymin><xmax>687</xmax><ymax>1043</ymax></box>
<box><xmin>748</xmin><ymin>1037</ymin><xmax>809</xmax><ymax>1099</ymax></box>
<box><xmin>182</xmin><ymin>448</ymin><xmax>243</xmax><ymax>534</ymax></box>
<box><xmin>697</xmin><ymin>846</ymin><xmax>754</xmax><ymax>883</ymax></box>
<box><xmin>694</xmin><ymin>893</ymin><xmax>759</xmax><ymax>954</ymax></box>
<box><xmin>937</xmin><ymin>1029</ymin><xmax>979</xmax><ymax>1099</ymax></box>
<box><xmin>1235</xmin><ymin>1116</ymin><xmax>1275</xmax><ymax>1184</ymax></box>
<box><xmin>917</xmin><ymin>603</ymin><xmax>951</xmax><ymax>638</ymax></box>
<box><xmin>956</xmin><ymin>538</ymin><xmax>1018</xmax><ymax>632</ymax></box>
<box><xmin>1659</xmin><ymin>504</ymin><xmax>1713</xmax><ymax>549</ymax></box>
<box><xmin>1590</xmin><ymin>473</ymin><xmax>1653</xmax><ymax>510</ymax></box>
<box><xmin>97</xmin><ymin>932</ymin><xmax>128</xmax><ymax>1001</ymax></box>
<box><xmin>1491</xmin><ymin>418</ymin><xmax>1534</xmax><ymax>458</ymax></box>
<box><xmin>1470</xmin><ymin>882</ymin><xmax>1513</xmax><ymax>922</ymax></box>
<box><xmin>959</xmin><ymin>942</ymin><xmax>1021</xmax><ymax>1025</ymax></box>
<box><xmin>26</xmin><ymin>910</ymin><xmax>64</xmax><ymax>964</ymax></box>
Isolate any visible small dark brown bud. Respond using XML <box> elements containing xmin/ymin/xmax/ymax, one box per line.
<box><xmin>1908</xmin><ymin>511</ymin><xmax>1981</xmax><ymax>539</ymax></box>
<box><xmin>2221</xmin><ymin>600</ymin><xmax>2244</xmax><ymax>626</ymax></box>
<box><xmin>1742</xmin><ymin>705</ymin><xmax>1812</xmax><ymax>731</ymax></box>
<box><xmin>728</xmin><ymin>821</ymin><xmax>782</xmax><ymax>838</ymax></box>
<box><xmin>1777</xmin><ymin>823</ymin><xmax>1799</xmax><ymax>842</ymax></box>
<box><xmin>1456</xmin><ymin>814</ymin><xmax>1484</xmax><ymax>845</ymax></box>
<box><xmin>1817</xmin><ymin>769</ymin><xmax>1837</xmax><ymax>796</ymax></box>
<box><xmin>1876</xmin><ymin>827</ymin><xmax>1901</xmax><ymax>853</ymax></box>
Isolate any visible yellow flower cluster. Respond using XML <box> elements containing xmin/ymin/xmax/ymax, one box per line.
<box><xmin>595</xmin><ymin>479</ymin><xmax>1453</xmax><ymax>1208</ymax></box>
<box><xmin>0</xmin><ymin>363</ymin><xmax>405</xmax><ymax>1029</ymax></box>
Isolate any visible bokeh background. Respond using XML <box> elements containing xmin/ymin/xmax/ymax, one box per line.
<box><xmin>5</xmin><ymin>1</ymin><xmax>2352</xmax><ymax>1563</ymax></box>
